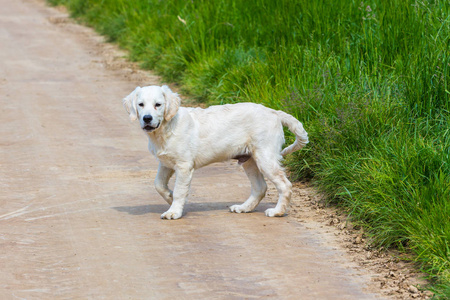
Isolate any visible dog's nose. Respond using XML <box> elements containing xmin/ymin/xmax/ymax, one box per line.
<box><xmin>143</xmin><ymin>115</ymin><xmax>153</xmax><ymax>123</ymax></box>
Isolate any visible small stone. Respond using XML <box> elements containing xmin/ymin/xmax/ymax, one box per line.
<box><xmin>390</xmin><ymin>286</ymin><xmax>400</xmax><ymax>293</ymax></box>
<box><xmin>387</xmin><ymin>271</ymin><xmax>396</xmax><ymax>278</ymax></box>
<box><xmin>408</xmin><ymin>285</ymin><xmax>419</xmax><ymax>294</ymax></box>
<box><xmin>399</xmin><ymin>282</ymin><xmax>409</xmax><ymax>290</ymax></box>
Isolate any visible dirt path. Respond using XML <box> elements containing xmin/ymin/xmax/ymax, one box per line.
<box><xmin>0</xmin><ymin>1</ymin><xmax>425</xmax><ymax>299</ymax></box>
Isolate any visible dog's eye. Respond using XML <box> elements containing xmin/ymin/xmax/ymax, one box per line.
<box><xmin>138</xmin><ymin>103</ymin><xmax>144</xmax><ymax>107</ymax></box>
<box><xmin>155</xmin><ymin>103</ymin><xmax>161</xmax><ymax>108</ymax></box>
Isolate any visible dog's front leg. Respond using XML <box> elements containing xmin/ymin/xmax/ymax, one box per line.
<box><xmin>160</xmin><ymin>165</ymin><xmax>194</xmax><ymax>220</ymax></box>
<box><xmin>155</xmin><ymin>163</ymin><xmax>175</xmax><ymax>205</ymax></box>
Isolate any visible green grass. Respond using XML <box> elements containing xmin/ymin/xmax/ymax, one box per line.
<box><xmin>48</xmin><ymin>0</ymin><xmax>450</xmax><ymax>296</ymax></box>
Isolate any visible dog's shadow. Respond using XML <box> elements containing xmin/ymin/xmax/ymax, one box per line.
<box><xmin>113</xmin><ymin>204</ymin><xmax>167</xmax><ymax>216</ymax></box>
<box><xmin>113</xmin><ymin>202</ymin><xmax>238</xmax><ymax>216</ymax></box>
<box><xmin>113</xmin><ymin>201</ymin><xmax>273</xmax><ymax>216</ymax></box>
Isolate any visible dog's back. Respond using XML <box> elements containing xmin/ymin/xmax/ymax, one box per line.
<box><xmin>183</xmin><ymin>103</ymin><xmax>285</xmax><ymax>165</ymax></box>
<box><xmin>186</xmin><ymin>102</ymin><xmax>308</xmax><ymax>158</ymax></box>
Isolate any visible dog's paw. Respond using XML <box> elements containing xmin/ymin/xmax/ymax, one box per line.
<box><xmin>229</xmin><ymin>204</ymin><xmax>251</xmax><ymax>214</ymax></box>
<box><xmin>161</xmin><ymin>210</ymin><xmax>182</xmax><ymax>220</ymax></box>
<box><xmin>264</xmin><ymin>208</ymin><xmax>285</xmax><ymax>217</ymax></box>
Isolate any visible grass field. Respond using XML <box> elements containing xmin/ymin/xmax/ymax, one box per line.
<box><xmin>48</xmin><ymin>0</ymin><xmax>449</xmax><ymax>296</ymax></box>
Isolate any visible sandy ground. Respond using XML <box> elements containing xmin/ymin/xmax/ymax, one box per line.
<box><xmin>0</xmin><ymin>0</ymin><xmax>431</xmax><ymax>299</ymax></box>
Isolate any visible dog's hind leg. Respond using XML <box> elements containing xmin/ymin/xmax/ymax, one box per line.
<box><xmin>254</xmin><ymin>153</ymin><xmax>292</xmax><ymax>217</ymax></box>
<box><xmin>229</xmin><ymin>158</ymin><xmax>267</xmax><ymax>213</ymax></box>
<box><xmin>155</xmin><ymin>163</ymin><xmax>175</xmax><ymax>205</ymax></box>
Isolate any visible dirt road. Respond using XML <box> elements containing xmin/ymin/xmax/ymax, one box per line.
<box><xmin>0</xmin><ymin>1</ymin><xmax>384</xmax><ymax>299</ymax></box>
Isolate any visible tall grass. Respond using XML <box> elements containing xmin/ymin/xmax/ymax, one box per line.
<box><xmin>49</xmin><ymin>0</ymin><xmax>450</xmax><ymax>295</ymax></box>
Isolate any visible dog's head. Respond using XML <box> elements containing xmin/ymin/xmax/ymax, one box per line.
<box><xmin>123</xmin><ymin>85</ymin><xmax>181</xmax><ymax>133</ymax></box>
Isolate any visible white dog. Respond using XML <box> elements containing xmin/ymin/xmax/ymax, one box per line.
<box><xmin>123</xmin><ymin>85</ymin><xmax>308</xmax><ymax>219</ymax></box>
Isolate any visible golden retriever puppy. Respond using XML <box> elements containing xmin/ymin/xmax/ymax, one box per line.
<box><xmin>123</xmin><ymin>85</ymin><xmax>308</xmax><ymax>219</ymax></box>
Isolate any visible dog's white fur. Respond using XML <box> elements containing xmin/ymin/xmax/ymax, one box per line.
<box><xmin>123</xmin><ymin>85</ymin><xmax>308</xmax><ymax>219</ymax></box>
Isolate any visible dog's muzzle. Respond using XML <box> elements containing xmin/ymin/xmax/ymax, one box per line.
<box><xmin>142</xmin><ymin>123</ymin><xmax>160</xmax><ymax>132</ymax></box>
<box><xmin>142</xmin><ymin>114</ymin><xmax>160</xmax><ymax>132</ymax></box>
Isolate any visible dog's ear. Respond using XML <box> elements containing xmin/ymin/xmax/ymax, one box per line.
<box><xmin>161</xmin><ymin>85</ymin><xmax>181</xmax><ymax>121</ymax></box>
<box><xmin>123</xmin><ymin>87</ymin><xmax>141</xmax><ymax>121</ymax></box>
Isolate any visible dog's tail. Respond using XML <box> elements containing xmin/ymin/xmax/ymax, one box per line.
<box><xmin>277</xmin><ymin>110</ymin><xmax>309</xmax><ymax>157</ymax></box>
